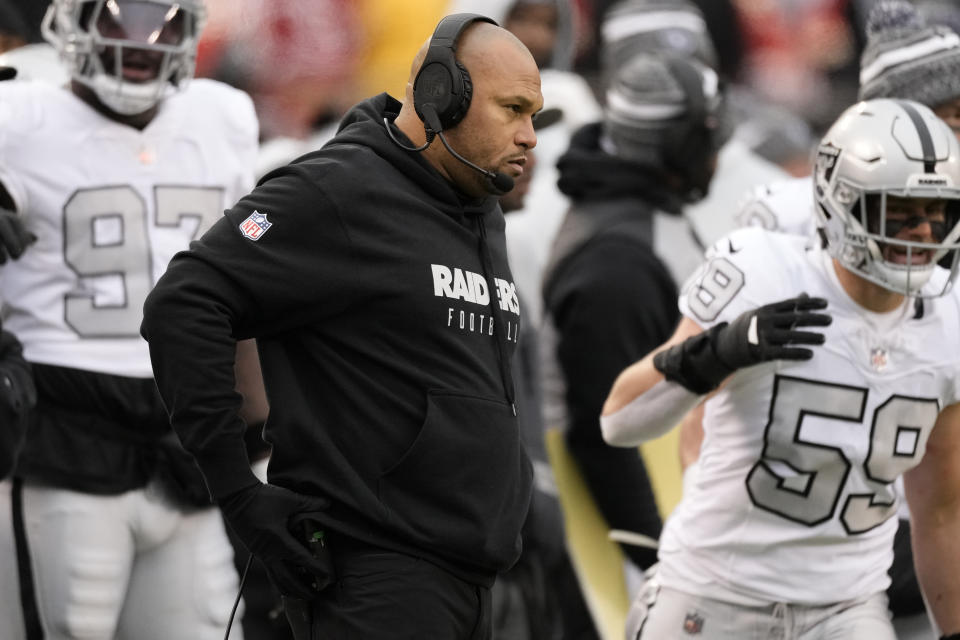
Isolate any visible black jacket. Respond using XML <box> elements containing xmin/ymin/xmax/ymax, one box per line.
<box><xmin>541</xmin><ymin>123</ymin><xmax>703</xmax><ymax>568</ymax></box>
<box><xmin>142</xmin><ymin>94</ymin><xmax>533</xmax><ymax>586</ymax></box>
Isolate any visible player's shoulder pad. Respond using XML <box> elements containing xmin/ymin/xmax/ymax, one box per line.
<box><xmin>709</xmin><ymin>226</ymin><xmax>809</xmax><ymax>282</ymax></box>
<box><xmin>681</xmin><ymin>227</ymin><xmax>811</xmax><ymax>324</ymax></box>
<box><xmin>177</xmin><ymin>78</ymin><xmax>259</xmax><ymax>144</ymax></box>
<box><xmin>0</xmin><ymin>79</ymin><xmax>57</xmax><ymax>136</ymax></box>
<box><xmin>735</xmin><ymin>176</ymin><xmax>815</xmax><ymax>237</ymax></box>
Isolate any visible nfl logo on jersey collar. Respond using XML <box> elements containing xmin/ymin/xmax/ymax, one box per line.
<box><xmin>239</xmin><ymin>210</ymin><xmax>273</xmax><ymax>241</ymax></box>
<box><xmin>683</xmin><ymin>611</ymin><xmax>704</xmax><ymax>634</ymax></box>
<box><xmin>870</xmin><ymin>347</ymin><xmax>889</xmax><ymax>372</ymax></box>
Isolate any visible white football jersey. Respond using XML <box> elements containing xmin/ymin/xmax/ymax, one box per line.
<box><xmin>659</xmin><ymin>227</ymin><xmax>960</xmax><ymax>606</ymax></box>
<box><xmin>0</xmin><ymin>79</ymin><xmax>258</xmax><ymax>377</ymax></box>
<box><xmin>735</xmin><ymin>175</ymin><xmax>816</xmax><ymax>238</ymax></box>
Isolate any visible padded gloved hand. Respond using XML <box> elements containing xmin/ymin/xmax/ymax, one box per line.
<box><xmin>219</xmin><ymin>482</ymin><xmax>332</xmax><ymax>600</ymax></box>
<box><xmin>0</xmin><ymin>327</ymin><xmax>35</xmax><ymax>412</ymax></box>
<box><xmin>0</xmin><ymin>326</ymin><xmax>35</xmax><ymax>478</ymax></box>
<box><xmin>654</xmin><ymin>294</ymin><xmax>831</xmax><ymax>394</ymax></box>
<box><xmin>0</xmin><ymin>207</ymin><xmax>36</xmax><ymax>264</ymax></box>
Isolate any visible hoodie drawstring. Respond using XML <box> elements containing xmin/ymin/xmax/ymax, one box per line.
<box><xmin>474</xmin><ymin>214</ymin><xmax>517</xmax><ymax>416</ymax></box>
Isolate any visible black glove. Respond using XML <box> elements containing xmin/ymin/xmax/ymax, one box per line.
<box><xmin>0</xmin><ymin>327</ymin><xmax>35</xmax><ymax>478</ymax></box>
<box><xmin>219</xmin><ymin>482</ymin><xmax>333</xmax><ymax>600</ymax></box>
<box><xmin>0</xmin><ymin>327</ymin><xmax>35</xmax><ymax>412</ymax></box>
<box><xmin>0</xmin><ymin>207</ymin><xmax>36</xmax><ymax>264</ymax></box>
<box><xmin>654</xmin><ymin>294</ymin><xmax>831</xmax><ymax>394</ymax></box>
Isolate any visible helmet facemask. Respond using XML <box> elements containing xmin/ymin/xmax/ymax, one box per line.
<box><xmin>42</xmin><ymin>0</ymin><xmax>206</xmax><ymax>116</ymax></box>
<box><xmin>815</xmin><ymin>100</ymin><xmax>960</xmax><ymax>298</ymax></box>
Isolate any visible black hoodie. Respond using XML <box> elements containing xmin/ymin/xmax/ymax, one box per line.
<box><xmin>541</xmin><ymin>123</ymin><xmax>703</xmax><ymax>570</ymax></box>
<box><xmin>141</xmin><ymin>94</ymin><xmax>533</xmax><ymax>586</ymax></box>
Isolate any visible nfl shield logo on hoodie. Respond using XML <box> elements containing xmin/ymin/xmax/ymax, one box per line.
<box><xmin>239</xmin><ymin>210</ymin><xmax>273</xmax><ymax>241</ymax></box>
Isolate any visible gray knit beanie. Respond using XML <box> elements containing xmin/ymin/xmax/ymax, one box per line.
<box><xmin>859</xmin><ymin>0</ymin><xmax>960</xmax><ymax>108</ymax></box>
<box><xmin>917</xmin><ymin>0</ymin><xmax>960</xmax><ymax>37</ymax></box>
<box><xmin>602</xmin><ymin>53</ymin><xmax>721</xmax><ymax>166</ymax></box>
<box><xmin>600</xmin><ymin>0</ymin><xmax>718</xmax><ymax>78</ymax></box>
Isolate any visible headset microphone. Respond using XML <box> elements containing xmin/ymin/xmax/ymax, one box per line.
<box><xmin>435</xmin><ymin>130</ymin><xmax>515</xmax><ymax>194</ymax></box>
<box><xmin>421</xmin><ymin>104</ymin><xmax>515</xmax><ymax>194</ymax></box>
<box><xmin>383</xmin><ymin>106</ymin><xmax>516</xmax><ymax>195</ymax></box>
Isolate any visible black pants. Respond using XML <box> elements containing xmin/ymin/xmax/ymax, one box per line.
<box><xmin>291</xmin><ymin>538</ymin><xmax>492</xmax><ymax>640</ymax></box>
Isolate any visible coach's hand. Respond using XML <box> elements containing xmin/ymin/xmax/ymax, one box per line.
<box><xmin>219</xmin><ymin>482</ymin><xmax>331</xmax><ymax>600</ymax></box>
<box><xmin>0</xmin><ymin>207</ymin><xmax>36</xmax><ymax>264</ymax></box>
<box><xmin>655</xmin><ymin>294</ymin><xmax>831</xmax><ymax>394</ymax></box>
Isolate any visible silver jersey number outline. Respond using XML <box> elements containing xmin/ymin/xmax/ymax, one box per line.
<box><xmin>746</xmin><ymin>375</ymin><xmax>939</xmax><ymax>534</ymax></box>
<box><xmin>685</xmin><ymin>256</ymin><xmax>745</xmax><ymax>323</ymax></box>
<box><xmin>63</xmin><ymin>185</ymin><xmax>224</xmax><ymax>337</ymax></box>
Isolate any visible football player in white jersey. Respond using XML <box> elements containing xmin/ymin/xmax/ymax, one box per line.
<box><xmin>0</xmin><ymin>1</ymin><xmax>259</xmax><ymax>639</ymax></box>
<box><xmin>601</xmin><ymin>98</ymin><xmax>960</xmax><ymax>639</ymax></box>
<box><xmin>675</xmin><ymin>5</ymin><xmax>960</xmax><ymax>635</ymax></box>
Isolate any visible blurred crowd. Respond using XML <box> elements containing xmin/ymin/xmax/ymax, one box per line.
<box><xmin>7</xmin><ymin>0</ymin><xmax>956</xmax><ymax>174</ymax></box>
<box><xmin>3</xmin><ymin>1</ymin><xmax>960</xmax><ymax>639</ymax></box>
<box><xmin>1</xmin><ymin>0</ymin><xmax>957</xmax><ymax>150</ymax></box>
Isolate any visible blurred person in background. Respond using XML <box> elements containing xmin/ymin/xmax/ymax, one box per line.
<box><xmin>598</xmin><ymin>0</ymin><xmax>792</xmax><ymax>248</ymax></box>
<box><xmin>248</xmin><ymin>2</ymin><xmax>450</xmax><ymax>179</ymax></box>
<box><xmin>0</xmin><ymin>1</ymin><xmax>261</xmax><ymax>638</ymax></box>
<box><xmin>205</xmin><ymin>0</ymin><xmax>362</xmax><ymax>142</ymax></box>
<box><xmin>541</xmin><ymin>50</ymin><xmax>724</xmax><ymax>612</ymax></box>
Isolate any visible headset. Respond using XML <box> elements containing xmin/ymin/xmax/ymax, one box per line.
<box><xmin>662</xmin><ymin>56</ymin><xmax>722</xmax><ymax>200</ymax></box>
<box><xmin>384</xmin><ymin>12</ymin><xmax>514</xmax><ymax>193</ymax></box>
<box><xmin>413</xmin><ymin>13</ymin><xmax>494</xmax><ymax>134</ymax></box>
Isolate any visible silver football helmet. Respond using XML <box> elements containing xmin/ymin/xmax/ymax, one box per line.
<box><xmin>815</xmin><ymin>98</ymin><xmax>960</xmax><ymax>296</ymax></box>
<box><xmin>41</xmin><ymin>0</ymin><xmax>206</xmax><ymax>115</ymax></box>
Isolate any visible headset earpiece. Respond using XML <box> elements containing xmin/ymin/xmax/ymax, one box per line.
<box><xmin>413</xmin><ymin>13</ymin><xmax>495</xmax><ymax>133</ymax></box>
<box><xmin>661</xmin><ymin>56</ymin><xmax>722</xmax><ymax>200</ymax></box>
<box><xmin>662</xmin><ymin>56</ymin><xmax>711</xmax><ymax>172</ymax></box>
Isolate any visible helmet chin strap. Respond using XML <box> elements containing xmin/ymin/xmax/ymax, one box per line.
<box><xmin>90</xmin><ymin>73</ymin><xmax>168</xmax><ymax>116</ymax></box>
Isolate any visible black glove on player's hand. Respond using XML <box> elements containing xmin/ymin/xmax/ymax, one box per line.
<box><xmin>0</xmin><ymin>207</ymin><xmax>36</xmax><ymax>264</ymax></box>
<box><xmin>0</xmin><ymin>327</ymin><xmax>35</xmax><ymax>415</ymax></box>
<box><xmin>714</xmin><ymin>294</ymin><xmax>832</xmax><ymax>367</ymax></box>
<box><xmin>654</xmin><ymin>294</ymin><xmax>831</xmax><ymax>394</ymax></box>
<box><xmin>219</xmin><ymin>482</ymin><xmax>332</xmax><ymax>600</ymax></box>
